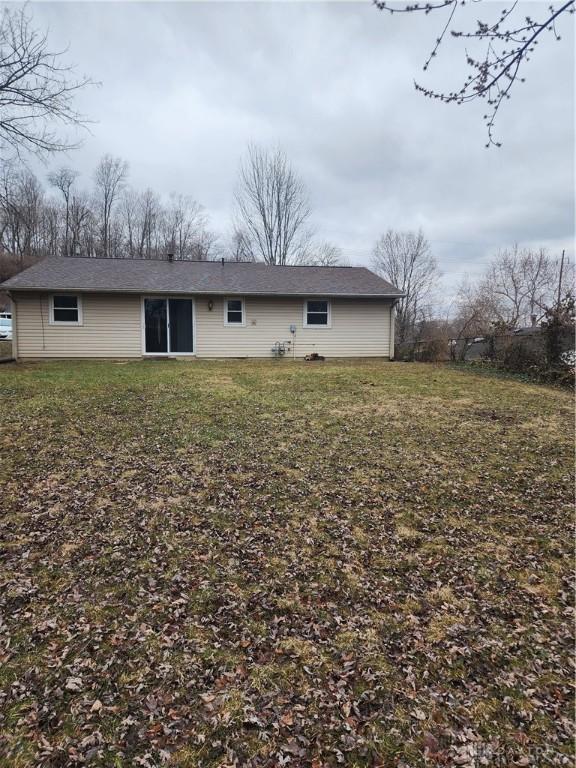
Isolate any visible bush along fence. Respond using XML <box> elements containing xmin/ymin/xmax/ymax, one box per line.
<box><xmin>396</xmin><ymin>321</ymin><xmax>574</xmax><ymax>387</ymax></box>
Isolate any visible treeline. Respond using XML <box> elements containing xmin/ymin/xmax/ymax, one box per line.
<box><xmin>452</xmin><ymin>245</ymin><xmax>573</xmax><ymax>336</ymax></box>
<box><xmin>1</xmin><ymin>147</ymin><xmax>572</xmax><ymax>345</ymax></box>
<box><xmin>0</xmin><ymin>155</ymin><xmax>223</xmax><ymax>282</ymax></box>
<box><xmin>368</xmin><ymin>231</ymin><xmax>573</xmax><ymax>345</ymax></box>
<box><xmin>0</xmin><ymin>146</ymin><xmax>350</xmax><ymax>283</ymax></box>
<box><xmin>385</xmin><ymin>238</ymin><xmax>574</xmax><ymax>379</ymax></box>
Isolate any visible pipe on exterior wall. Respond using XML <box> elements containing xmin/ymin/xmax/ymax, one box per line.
<box><xmin>389</xmin><ymin>300</ymin><xmax>396</xmax><ymax>360</ymax></box>
<box><xmin>6</xmin><ymin>291</ymin><xmax>18</xmax><ymax>361</ymax></box>
<box><xmin>39</xmin><ymin>294</ymin><xmax>46</xmax><ymax>351</ymax></box>
<box><xmin>289</xmin><ymin>323</ymin><xmax>296</xmax><ymax>361</ymax></box>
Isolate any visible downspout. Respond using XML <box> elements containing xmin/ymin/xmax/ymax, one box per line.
<box><xmin>389</xmin><ymin>300</ymin><xmax>396</xmax><ymax>360</ymax></box>
<box><xmin>6</xmin><ymin>291</ymin><xmax>18</xmax><ymax>361</ymax></box>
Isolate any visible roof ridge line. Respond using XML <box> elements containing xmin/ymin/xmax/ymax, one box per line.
<box><xmin>42</xmin><ymin>255</ymin><xmax>360</xmax><ymax>269</ymax></box>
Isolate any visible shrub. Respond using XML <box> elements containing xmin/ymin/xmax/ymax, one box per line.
<box><xmin>542</xmin><ymin>296</ymin><xmax>575</xmax><ymax>367</ymax></box>
<box><xmin>501</xmin><ymin>339</ymin><xmax>541</xmax><ymax>373</ymax></box>
<box><xmin>418</xmin><ymin>338</ymin><xmax>449</xmax><ymax>362</ymax></box>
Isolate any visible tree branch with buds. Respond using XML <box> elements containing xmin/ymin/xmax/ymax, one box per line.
<box><xmin>374</xmin><ymin>0</ymin><xmax>574</xmax><ymax>146</ymax></box>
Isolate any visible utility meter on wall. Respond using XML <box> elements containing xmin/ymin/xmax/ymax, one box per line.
<box><xmin>289</xmin><ymin>324</ymin><xmax>296</xmax><ymax>334</ymax></box>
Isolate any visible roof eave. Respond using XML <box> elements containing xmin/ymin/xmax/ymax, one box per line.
<box><xmin>5</xmin><ymin>286</ymin><xmax>405</xmax><ymax>298</ymax></box>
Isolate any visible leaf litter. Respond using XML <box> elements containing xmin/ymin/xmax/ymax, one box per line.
<box><xmin>0</xmin><ymin>360</ymin><xmax>573</xmax><ymax>767</ymax></box>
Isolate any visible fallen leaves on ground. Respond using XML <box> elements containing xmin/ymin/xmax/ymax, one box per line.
<box><xmin>0</xmin><ymin>360</ymin><xmax>573</xmax><ymax>767</ymax></box>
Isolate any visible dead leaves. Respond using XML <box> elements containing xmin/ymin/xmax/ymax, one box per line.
<box><xmin>64</xmin><ymin>676</ymin><xmax>83</xmax><ymax>692</ymax></box>
<box><xmin>0</xmin><ymin>360</ymin><xmax>573</xmax><ymax>766</ymax></box>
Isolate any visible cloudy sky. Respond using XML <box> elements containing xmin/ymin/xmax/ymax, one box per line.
<box><xmin>31</xmin><ymin>1</ymin><xmax>574</xmax><ymax>301</ymax></box>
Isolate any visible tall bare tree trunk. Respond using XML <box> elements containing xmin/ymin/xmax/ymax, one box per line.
<box><xmin>94</xmin><ymin>155</ymin><xmax>128</xmax><ymax>258</ymax></box>
<box><xmin>234</xmin><ymin>144</ymin><xmax>312</xmax><ymax>265</ymax></box>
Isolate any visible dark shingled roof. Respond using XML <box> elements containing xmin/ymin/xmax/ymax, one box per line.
<box><xmin>0</xmin><ymin>257</ymin><xmax>402</xmax><ymax>297</ymax></box>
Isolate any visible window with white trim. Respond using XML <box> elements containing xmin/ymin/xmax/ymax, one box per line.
<box><xmin>224</xmin><ymin>298</ymin><xmax>244</xmax><ymax>326</ymax></box>
<box><xmin>304</xmin><ymin>299</ymin><xmax>330</xmax><ymax>327</ymax></box>
<box><xmin>50</xmin><ymin>295</ymin><xmax>82</xmax><ymax>325</ymax></box>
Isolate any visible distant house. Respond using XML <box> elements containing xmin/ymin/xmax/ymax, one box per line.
<box><xmin>0</xmin><ymin>257</ymin><xmax>402</xmax><ymax>360</ymax></box>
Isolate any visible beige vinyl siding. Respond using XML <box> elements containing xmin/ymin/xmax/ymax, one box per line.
<box><xmin>13</xmin><ymin>292</ymin><xmax>393</xmax><ymax>359</ymax></box>
<box><xmin>196</xmin><ymin>297</ymin><xmax>392</xmax><ymax>358</ymax></box>
<box><xmin>14</xmin><ymin>292</ymin><xmax>142</xmax><ymax>358</ymax></box>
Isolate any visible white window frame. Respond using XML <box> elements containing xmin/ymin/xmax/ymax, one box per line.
<box><xmin>303</xmin><ymin>298</ymin><xmax>331</xmax><ymax>329</ymax></box>
<box><xmin>140</xmin><ymin>296</ymin><xmax>196</xmax><ymax>356</ymax></box>
<box><xmin>49</xmin><ymin>294</ymin><xmax>83</xmax><ymax>326</ymax></box>
<box><xmin>224</xmin><ymin>297</ymin><xmax>245</xmax><ymax>327</ymax></box>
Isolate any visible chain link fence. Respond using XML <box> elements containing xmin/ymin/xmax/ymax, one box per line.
<box><xmin>396</xmin><ymin>326</ymin><xmax>575</xmax><ymax>385</ymax></box>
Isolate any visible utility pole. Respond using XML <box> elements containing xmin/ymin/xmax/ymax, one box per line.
<box><xmin>556</xmin><ymin>249</ymin><xmax>565</xmax><ymax>308</ymax></box>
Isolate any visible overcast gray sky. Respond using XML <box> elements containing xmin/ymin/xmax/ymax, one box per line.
<box><xmin>31</xmin><ymin>1</ymin><xmax>574</xmax><ymax>301</ymax></box>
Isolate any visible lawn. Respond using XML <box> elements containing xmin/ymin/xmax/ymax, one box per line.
<box><xmin>0</xmin><ymin>360</ymin><xmax>573</xmax><ymax>767</ymax></box>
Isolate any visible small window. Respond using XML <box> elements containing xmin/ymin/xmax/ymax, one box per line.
<box><xmin>50</xmin><ymin>295</ymin><xmax>82</xmax><ymax>325</ymax></box>
<box><xmin>224</xmin><ymin>298</ymin><xmax>244</xmax><ymax>326</ymax></box>
<box><xmin>304</xmin><ymin>299</ymin><xmax>330</xmax><ymax>327</ymax></box>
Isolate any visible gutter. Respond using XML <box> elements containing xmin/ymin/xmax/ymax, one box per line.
<box><xmin>3</xmin><ymin>287</ymin><xmax>406</xmax><ymax>299</ymax></box>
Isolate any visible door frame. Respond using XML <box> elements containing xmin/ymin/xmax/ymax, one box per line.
<box><xmin>141</xmin><ymin>295</ymin><xmax>196</xmax><ymax>356</ymax></box>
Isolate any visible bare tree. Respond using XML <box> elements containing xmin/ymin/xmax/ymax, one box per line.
<box><xmin>484</xmin><ymin>246</ymin><xmax>526</xmax><ymax>327</ymax></box>
<box><xmin>68</xmin><ymin>190</ymin><xmax>93</xmax><ymax>256</ymax></box>
<box><xmin>0</xmin><ymin>163</ymin><xmax>22</xmax><ymax>261</ymax></box>
<box><xmin>371</xmin><ymin>229</ymin><xmax>439</xmax><ymax>342</ymax></box>
<box><xmin>93</xmin><ymin>155</ymin><xmax>128</xmax><ymax>258</ymax></box>
<box><xmin>454</xmin><ymin>247</ymin><xmax>574</xmax><ymax>338</ymax></box>
<box><xmin>41</xmin><ymin>199</ymin><xmax>60</xmax><ymax>257</ymax></box>
<box><xmin>48</xmin><ymin>167</ymin><xmax>79</xmax><ymax>255</ymax></box>
<box><xmin>121</xmin><ymin>188</ymin><xmax>161</xmax><ymax>259</ymax></box>
<box><xmin>374</xmin><ymin>0</ymin><xmax>574</xmax><ymax>147</ymax></box>
<box><xmin>310</xmin><ymin>241</ymin><xmax>348</xmax><ymax>267</ymax></box>
<box><xmin>0</xmin><ymin>6</ymin><xmax>93</xmax><ymax>158</ymax></box>
<box><xmin>0</xmin><ymin>164</ymin><xmax>46</xmax><ymax>269</ymax></box>
<box><xmin>522</xmin><ymin>248</ymin><xmax>560</xmax><ymax>319</ymax></box>
<box><xmin>159</xmin><ymin>193</ymin><xmax>218</xmax><ymax>260</ymax></box>
<box><xmin>192</xmin><ymin>228</ymin><xmax>219</xmax><ymax>261</ymax></box>
<box><xmin>0</xmin><ymin>156</ymin><xmax>222</xmax><ymax>275</ymax></box>
<box><xmin>226</xmin><ymin>227</ymin><xmax>255</xmax><ymax>262</ymax></box>
<box><xmin>483</xmin><ymin>245</ymin><xmax>569</xmax><ymax>326</ymax></box>
<box><xmin>234</xmin><ymin>144</ymin><xmax>312</xmax><ymax>265</ymax></box>
<box><xmin>120</xmin><ymin>188</ymin><xmax>138</xmax><ymax>258</ymax></box>
<box><xmin>18</xmin><ymin>171</ymin><xmax>44</xmax><ymax>258</ymax></box>
<box><xmin>138</xmin><ymin>189</ymin><xmax>162</xmax><ymax>258</ymax></box>
<box><xmin>454</xmin><ymin>277</ymin><xmax>498</xmax><ymax>340</ymax></box>
<box><xmin>161</xmin><ymin>193</ymin><xmax>201</xmax><ymax>259</ymax></box>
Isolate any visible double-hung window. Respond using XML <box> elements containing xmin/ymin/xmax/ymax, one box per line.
<box><xmin>304</xmin><ymin>299</ymin><xmax>330</xmax><ymax>328</ymax></box>
<box><xmin>224</xmin><ymin>298</ymin><xmax>245</xmax><ymax>326</ymax></box>
<box><xmin>50</xmin><ymin>295</ymin><xmax>82</xmax><ymax>325</ymax></box>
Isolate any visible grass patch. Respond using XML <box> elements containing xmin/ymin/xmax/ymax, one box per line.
<box><xmin>0</xmin><ymin>359</ymin><xmax>573</xmax><ymax>766</ymax></box>
<box><xmin>0</xmin><ymin>339</ymin><xmax>12</xmax><ymax>358</ymax></box>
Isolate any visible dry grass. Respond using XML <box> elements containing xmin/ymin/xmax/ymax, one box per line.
<box><xmin>0</xmin><ymin>339</ymin><xmax>12</xmax><ymax>358</ymax></box>
<box><xmin>0</xmin><ymin>359</ymin><xmax>573</xmax><ymax>767</ymax></box>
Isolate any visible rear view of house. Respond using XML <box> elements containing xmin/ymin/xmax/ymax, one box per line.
<box><xmin>0</xmin><ymin>257</ymin><xmax>401</xmax><ymax>360</ymax></box>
